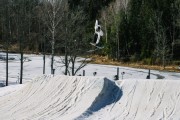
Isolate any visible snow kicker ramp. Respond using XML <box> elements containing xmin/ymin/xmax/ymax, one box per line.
<box><xmin>0</xmin><ymin>75</ymin><xmax>121</xmax><ymax>120</ymax></box>
<box><xmin>1</xmin><ymin>76</ymin><xmax>180</xmax><ymax>120</ymax></box>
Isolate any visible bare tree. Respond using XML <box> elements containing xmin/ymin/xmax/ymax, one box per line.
<box><xmin>170</xmin><ymin>3</ymin><xmax>175</xmax><ymax>59</ymax></box>
<box><xmin>1</xmin><ymin>4</ymin><xmax>9</xmax><ymax>86</ymax></box>
<box><xmin>0</xmin><ymin>0</ymin><xmax>12</xmax><ymax>86</ymax></box>
<box><xmin>154</xmin><ymin>12</ymin><xmax>170</xmax><ymax>69</ymax></box>
<box><xmin>101</xmin><ymin>0</ymin><xmax>130</xmax><ymax>60</ymax></box>
<box><xmin>170</xmin><ymin>1</ymin><xmax>180</xmax><ymax>60</ymax></box>
<box><xmin>6</xmin><ymin>5</ymin><xmax>12</xmax><ymax>86</ymax></box>
<box><xmin>55</xmin><ymin>8</ymin><xmax>88</xmax><ymax>76</ymax></box>
<box><xmin>41</xmin><ymin>0</ymin><xmax>65</xmax><ymax>74</ymax></box>
<box><xmin>10</xmin><ymin>0</ymin><xmax>40</xmax><ymax>84</ymax></box>
<box><xmin>101</xmin><ymin>4</ymin><xmax>120</xmax><ymax>59</ymax></box>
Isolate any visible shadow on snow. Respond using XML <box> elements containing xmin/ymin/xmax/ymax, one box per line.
<box><xmin>75</xmin><ymin>78</ymin><xmax>123</xmax><ymax>120</ymax></box>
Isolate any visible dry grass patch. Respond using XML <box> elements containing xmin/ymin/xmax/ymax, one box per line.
<box><xmin>89</xmin><ymin>55</ymin><xmax>180</xmax><ymax>72</ymax></box>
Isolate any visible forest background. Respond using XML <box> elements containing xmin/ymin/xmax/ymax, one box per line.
<box><xmin>0</xmin><ymin>0</ymin><xmax>180</xmax><ymax>69</ymax></box>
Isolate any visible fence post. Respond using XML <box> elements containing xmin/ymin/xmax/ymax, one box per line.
<box><xmin>149</xmin><ymin>69</ymin><xmax>150</xmax><ymax>79</ymax></box>
<box><xmin>53</xmin><ymin>69</ymin><xmax>55</xmax><ymax>77</ymax></box>
<box><xmin>117</xmin><ymin>67</ymin><xmax>119</xmax><ymax>80</ymax></box>
<box><xmin>83</xmin><ymin>70</ymin><xmax>85</xmax><ymax>76</ymax></box>
<box><xmin>146</xmin><ymin>69</ymin><xmax>151</xmax><ymax>79</ymax></box>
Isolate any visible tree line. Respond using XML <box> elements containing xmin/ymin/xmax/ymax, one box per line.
<box><xmin>0</xmin><ymin>0</ymin><xmax>180</xmax><ymax>72</ymax></box>
<box><xmin>100</xmin><ymin>0</ymin><xmax>180</xmax><ymax>68</ymax></box>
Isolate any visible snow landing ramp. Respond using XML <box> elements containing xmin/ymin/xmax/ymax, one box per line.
<box><xmin>0</xmin><ymin>75</ymin><xmax>121</xmax><ymax>120</ymax></box>
<box><xmin>87</xmin><ymin>79</ymin><xmax>180</xmax><ymax>120</ymax></box>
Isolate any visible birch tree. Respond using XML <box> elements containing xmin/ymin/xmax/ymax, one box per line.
<box><xmin>154</xmin><ymin>12</ymin><xmax>170</xmax><ymax>69</ymax></box>
<box><xmin>41</xmin><ymin>0</ymin><xmax>65</xmax><ymax>74</ymax></box>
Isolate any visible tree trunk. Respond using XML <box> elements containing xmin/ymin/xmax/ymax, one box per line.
<box><xmin>6</xmin><ymin>49</ymin><xmax>8</xmax><ymax>86</ymax></box>
<box><xmin>43</xmin><ymin>27</ymin><xmax>46</xmax><ymax>74</ymax></box>
<box><xmin>51</xmin><ymin>38</ymin><xmax>55</xmax><ymax>74</ymax></box>
<box><xmin>20</xmin><ymin>51</ymin><xmax>23</xmax><ymax>84</ymax></box>
<box><xmin>65</xmin><ymin>40</ymin><xmax>68</xmax><ymax>75</ymax></box>
<box><xmin>20</xmin><ymin>30</ymin><xmax>23</xmax><ymax>84</ymax></box>
<box><xmin>51</xmin><ymin>20</ymin><xmax>55</xmax><ymax>74</ymax></box>
<box><xmin>43</xmin><ymin>54</ymin><xmax>46</xmax><ymax>74</ymax></box>
<box><xmin>6</xmin><ymin>10</ymin><xmax>12</xmax><ymax>86</ymax></box>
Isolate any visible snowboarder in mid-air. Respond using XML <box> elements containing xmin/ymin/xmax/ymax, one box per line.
<box><xmin>90</xmin><ymin>20</ymin><xmax>104</xmax><ymax>48</ymax></box>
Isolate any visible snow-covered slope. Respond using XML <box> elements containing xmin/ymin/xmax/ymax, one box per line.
<box><xmin>0</xmin><ymin>75</ymin><xmax>180</xmax><ymax>120</ymax></box>
<box><xmin>0</xmin><ymin>75</ymin><xmax>120</xmax><ymax>120</ymax></box>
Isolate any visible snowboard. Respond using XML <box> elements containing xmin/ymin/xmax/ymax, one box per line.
<box><xmin>90</xmin><ymin>42</ymin><xmax>104</xmax><ymax>49</ymax></box>
<box><xmin>87</xmin><ymin>43</ymin><xmax>104</xmax><ymax>53</ymax></box>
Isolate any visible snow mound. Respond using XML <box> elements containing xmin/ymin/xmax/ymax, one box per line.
<box><xmin>0</xmin><ymin>75</ymin><xmax>121</xmax><ymax>120</ymax></box>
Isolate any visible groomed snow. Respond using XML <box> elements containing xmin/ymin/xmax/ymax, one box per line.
<box><xmin>0</xmin><ymin>75</ymin><xmax>180</xmax><ymax>120</ymax></box>
<box><xmin>87</xmin><ymin>79</ymin><xmax>180</xmax><ymax>120</ymax></box>
<box><xmin>0</xmin><ymin>75</ymin><xmax>120</xmax><ymax>120</ymax></box>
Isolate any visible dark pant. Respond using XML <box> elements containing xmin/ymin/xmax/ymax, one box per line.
<box><xmin>93</xmin><ymin>33</ymin><xmax>98</xmax><ymax>44</ymax></box>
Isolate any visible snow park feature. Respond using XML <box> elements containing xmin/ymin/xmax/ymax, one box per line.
<box><xmin>0</xmin><ymin>54</ymin><xmax>180</xmax><ymax>119</ymax></box>
<box><xmin>0</xmin><ymin>75</ymin><xmax>121</xmax><ymax>120</ymax></box>
<box><xmin>0</xmin><ymin>75</ymin><xmax>180</xmax><ymax>120</ymax></box>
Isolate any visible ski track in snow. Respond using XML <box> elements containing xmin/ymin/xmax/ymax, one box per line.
<box><xmin>84</xmin><ymin>79</ymin><xmax>180</xmax><ymax>120</ymax></box>
<box><xmin>0</xmin><ymin>75</ymin><xmax>121</xmax><ymax>120</ymax></box>
<box><xmin>0</xmin><ymin>76</ymin><xmax>180</xmax><ymax>120</ymax></box>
